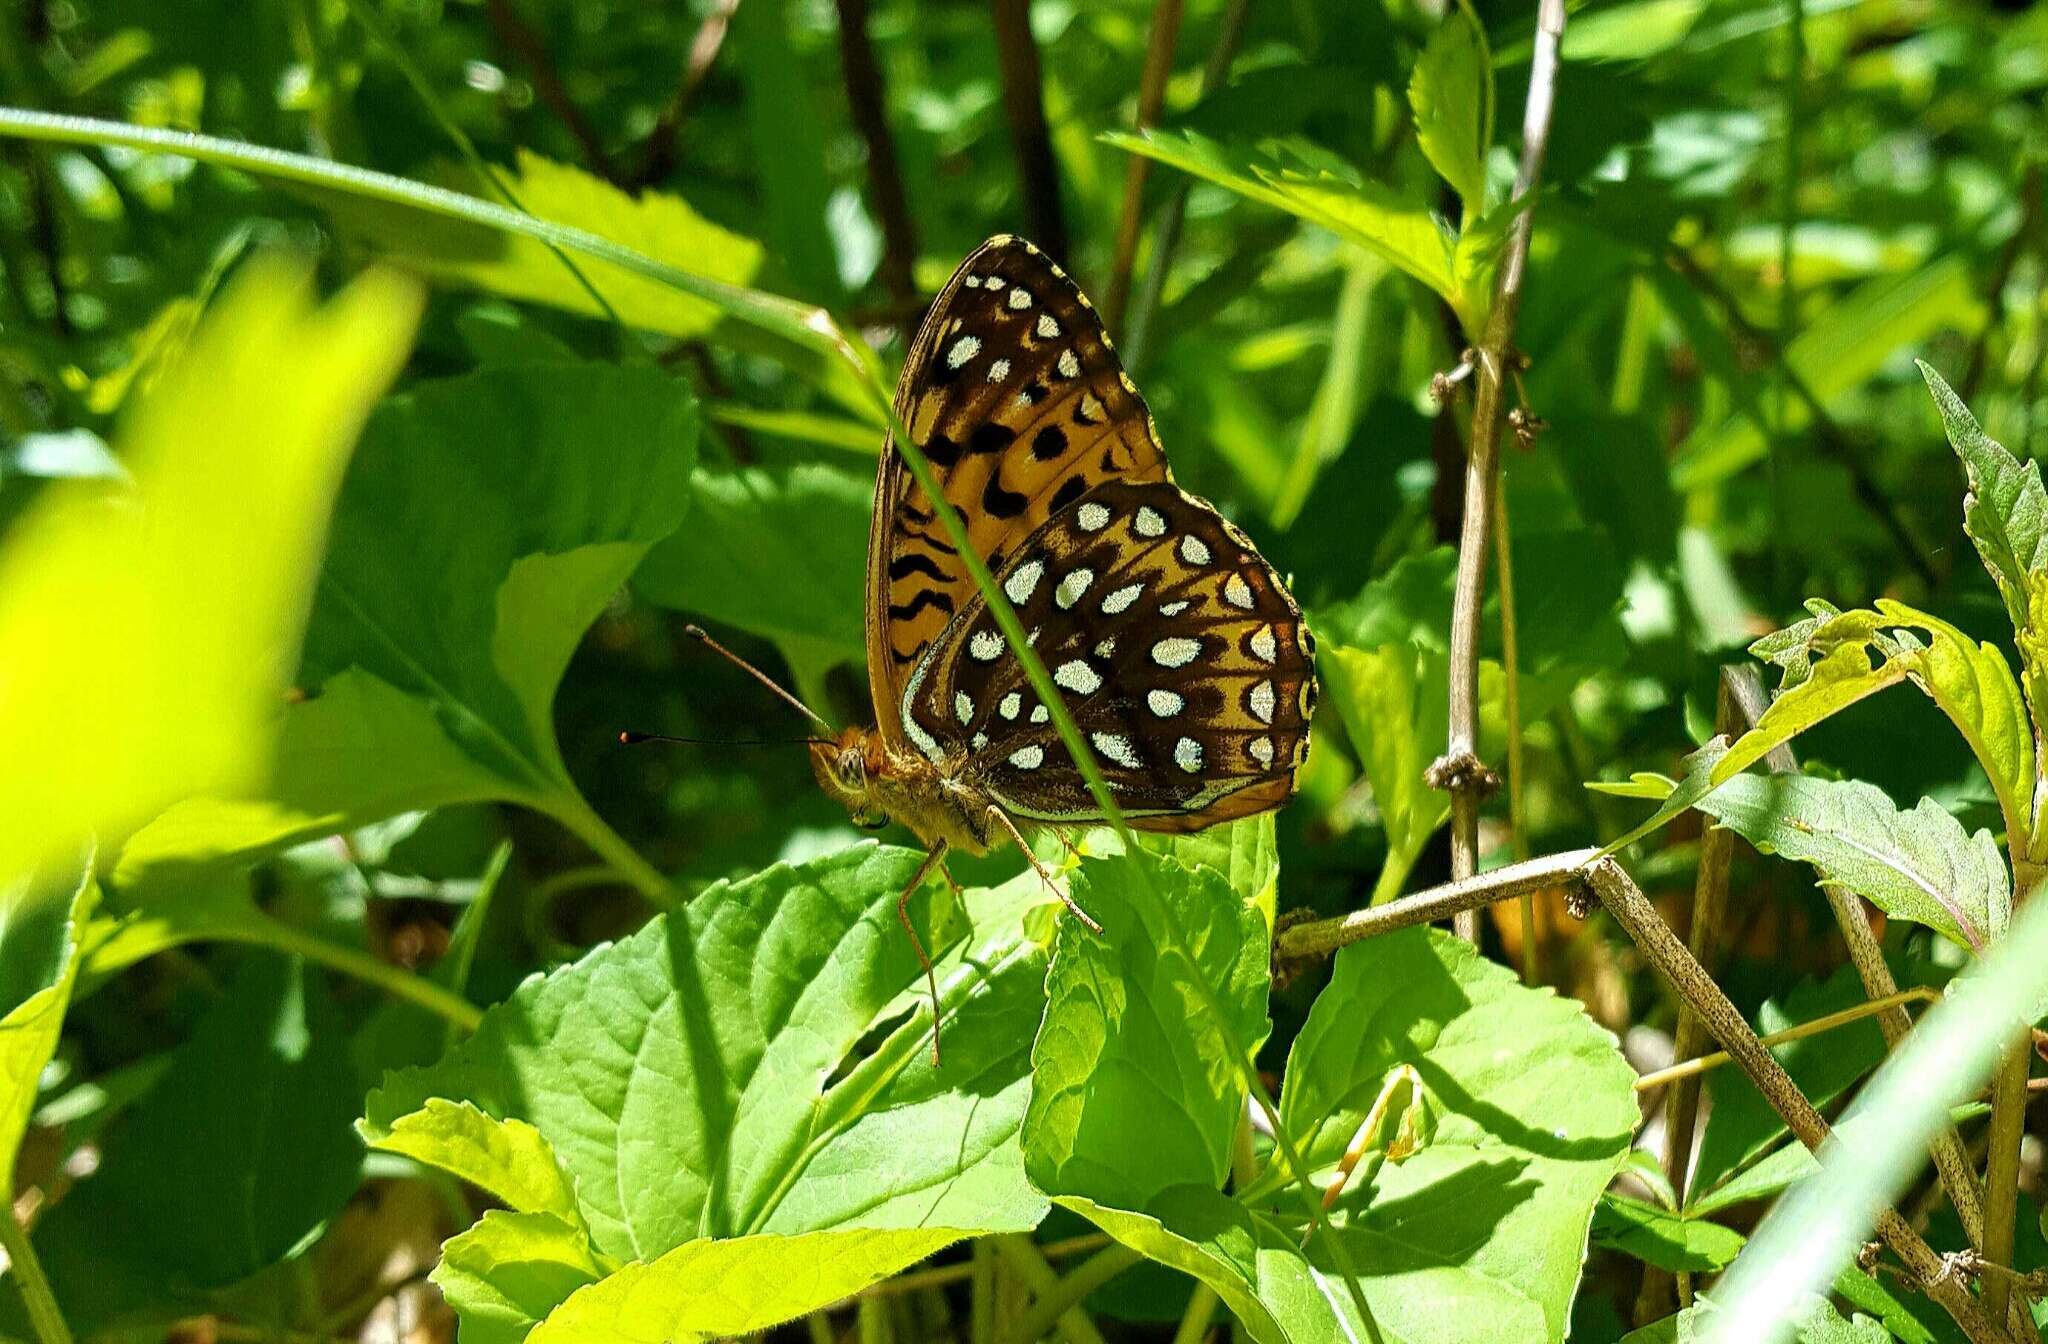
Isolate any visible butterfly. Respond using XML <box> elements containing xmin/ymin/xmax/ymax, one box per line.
<box><xmin>801</xmin><ymin>235</ymin><xmax>1317</xmax><ymax>1061</ymax></box>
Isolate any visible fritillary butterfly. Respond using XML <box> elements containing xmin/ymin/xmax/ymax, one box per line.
<box><xmin>809</xmin><ymin>235</ymin><xmax>1317</xmax><ymax>1059</ymax></box>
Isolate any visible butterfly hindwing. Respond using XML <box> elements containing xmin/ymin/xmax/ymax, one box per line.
<box><xmin>865</xmin><ymin>236</ymin><xmax>1169</xmax><ymax>747</ymax></box>
<box><xmin>898</xmin><ymin>480</ymin><xmax>1316</xmax><ymax>829</ymax></box>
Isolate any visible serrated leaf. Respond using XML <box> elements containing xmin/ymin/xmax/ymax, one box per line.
<box><xmin>365</xmin><ymin>843</ymin><xmax>1046</xmax><ymax>1268</ymax></box>
<box><xmin>1720</xmin><ymin>601</ymin><xmax>2033</xmax><ymax>849</ymax></box>
<box><xmin>433</xmin><ymin>1211</ymin><xmax>607</xmax><ymax>1344</ymax></box>
<box><xmin>363</xmin><ymin>1098</ymin><xmax>582</xmax><ymax>1225</ymax></box>
<box><xmin>525</xmin><ymin>1228</ymin><xmax>964</xmax><ymax>1344</ymax></box>
<box><xmin>1409</xmin><ymin>2</ymin><xmax>1493</xmax><ymax>216</ymax></box>
<box><xmin>1696</xmin><ymin>775</ymin><xmax>2008</xmax><ymax>950</ymax></box>
<box><xmin>1596</xmin><ymin>739</ymin><xmax>1731</xmax><ymax>855</ymax></box>
<box><xmin>1592</xmin><ymin>1194</ymin><xmax>1746</xmax><ymax>1272</ymax></box>
<box><xmin>1103</xmin><ymin>129</ymin><xmax>1472</xmax><ymax>327</ymax></box>
<box><xmin>330</xmin><ymin>150</ymin><xmax>764</xmax><ymax>339</ymax></box>
<box><xmin>98</xmin><ymin>361</ymin><xmax>699</xmax><ymax>959</ymax></box>
<box><xmin>34</xmin><ymin>957</ymin><xmax>363</xmax><ymax>1322</ymax></box>
<box><xmin>1024</xmin><ymin>852</ymin><xmax>1270</xmax><ymax>1208</ymax></box>
<box><xmin>0</xmin><ymin>256</ymin><xmax>418</xmax><ymax>891</ymax></box>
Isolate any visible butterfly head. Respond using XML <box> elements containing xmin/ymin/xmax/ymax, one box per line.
<box><xmin>811</xmin><ymin>726</ymin><xmax>894</xmax><ymax>831</ymax></box>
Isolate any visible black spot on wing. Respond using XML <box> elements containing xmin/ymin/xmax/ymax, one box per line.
<box><xmin>889</xmin><ymin>589</ymin><xmax>956</xmax><ymax>621</ymax></box>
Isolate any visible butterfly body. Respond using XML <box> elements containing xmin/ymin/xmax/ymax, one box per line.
<box><xmin>823</xmin><ymin>235</ymin><xmax>1318</xmax><ymax>1058</ymax></box>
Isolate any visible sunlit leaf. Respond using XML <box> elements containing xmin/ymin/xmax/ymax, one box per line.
<box><xmin>1409</xmin><ymin>1</ymin><xmax>1492</xmax><ymax>217</ymax></box>
<box><xmin>0</xmin><ymin>859</ymin><xmax>94</xmax><ymax>1189</ymax></box>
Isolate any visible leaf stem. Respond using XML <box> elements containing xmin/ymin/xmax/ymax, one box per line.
<box><xmin>1982</xmin><ymin>1034</ymin><xmax>2034</xmax><ymax>1331</ymax></box>
<box><xmin>0</xmin><ymin>1204</ymin><xmax>71</xmax><ymax>1344</ymax></box>
<box><xmin>224</xmin><ymin>915</ymin><xmax>483</xmax><ymax>1033</ymax></box>
<box><xmin>1169</xmin><ymin>1283</ymin><xmax>1219</xmax><ymax>1344</ymax></box>
<box><xmin>990</xmin><ymin>1237</ymin><xmax>1111</xmax><ymax>1344</ymax></box>
<box><xmin>541</xmin><ymin>793</ymin><xmax>679</xmax><ymax>909</ymax></box>
<box><xmin>1632</xmin><ymin>987</ymin><xmax>1940</xmax><ymax>1092</ymax></box>
<box><xmin>998</xmin><ymin>1245</ymin><xmax>1142</xmax><ymax>1344</ymax></box>
<box><xmin>1440</xmin><ymin>0</ymin><xmax>1566</xmax><ymax>933</ymax></box>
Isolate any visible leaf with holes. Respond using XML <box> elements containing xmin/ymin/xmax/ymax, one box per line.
<box><xmin>1695</xmin><ymin>774</ymin><xmax>2009</xmax><ymax>951</ymax></box>
<box><xmin>362</xmin><ymin>843</ymin><xmax>1046</xmax><ymax>1338</ymax></box>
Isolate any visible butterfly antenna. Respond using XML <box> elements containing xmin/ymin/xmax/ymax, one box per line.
<box><xmin>618</xmin><ymin>731</ymin><xmax>833</xmax><ymax>748</ymax></box>
<box><xmin>680</xmin><ymin>624</ymin><xmax>834</xmax><ymax>732</ymax></box>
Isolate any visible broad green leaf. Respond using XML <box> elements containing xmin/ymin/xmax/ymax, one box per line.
<box><xmin>1024</xmin><ymin>853</ymin><xmax>1270</xmax><ymax>1208</ymax></box>
<box><xmin>363</xmin><ymin>1098</ymin><xmax>582</xmax><ymax>1225</ymax></box>
<box><xmin>1695</xmin><ymin>774</ymin><xmax>2009</xmax><ymax>950</ymax></box>
<box><xmin>1684</xmin><ymin>1102</ymin><xmax>1987</xmax><ymax>1221</ymax></box>
<box><xmin>331</xmin><ymin>150</ymin><xmax>763</xmax><ymax>338</ymax></box>
<box><xmin>0</xmin><ymin>256</ymin><xmax>419</xmax><ymax>890</ymax></box>
<box><xmin>633</xmin><ymin>460</ymin><xmax>870</xmax><ymax>675</ymax></box>
<box><xmin>0</xmin><ymin>860</ymin><xmax>95</xmax><ymax>1188</ymax></box>
<box><xmin>364</xmin><ymin>843</ymin><xmax>1047</xmax><ymax>1266</ymax></box>
<box><xmin>34</xmin><ymin>957</ymin><xmax>362</xmax><ymax>1324</ymax></box>
<box><xmin>1103</xmin><ymin>129</ymin><xmax>1470</xmax><ymax>326</ymax></box>
<box><xmin>1277</xmin><ymin>927</ymin><xmax>1638</xmax><ymax>1342</ymax></box>
<box><xmin>1592</xmin><ymin>1194</ymin><xmax>1746</xmax><ymax>1273</ymax></box>
<box><xmin>434</xmin><ymin>1211</ymin><xmax>607</xmax><ymax>1344</ymax></box>
<box><xmin>1720</xmin><ymin>601</ymin><xmax>2034</xmax><ymax>848</ymax></box>
<box><xmin>102</xmin><ymin>361</ymin><xmax>698</xmax><ymax>936</ymax></box>
<box><xmin>524</xmin><ymin>1229</ymin><xmax>965</xmax><ymax>1344</ymax></box>
<box><xmin>1321</xmin><ymin>643</ymin><xmax>1452</xmax><ymax>887</ymax></box>
<box><xmin>1673</xmin><ymin>257</ymin><xmax>1981</xmax><ymax>488</ymax></box>
<box><xmin>1409</xmin><ymin>1</ymin><xmax>1493</xmax><ymax>216</ymax></box>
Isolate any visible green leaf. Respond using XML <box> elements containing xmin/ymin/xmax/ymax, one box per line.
<box><xmin>330</xmin><ymin>150</ymin><xmax>763</xmax><ymax>339</ymax></box>
<box><xmin>1409</xmin><ymin>1</ymin><xmax>1493</xmax><ymax>217</ymax></box>
<box><xmin>1321</xmin><ymin>643</ymin><xmax>1453</xmax><ymax>883</ymax></box>
<box><xmin>362</xmin><ymin>1098</ymin><xmax>582</xmax><ymax>1225</ymax></box>
<box><xmin>1673</xmin><ymin>257</ymin><xmax>1981</xmax><ymax>489</ymax></box>
<box><xmin>1103</xmin><ymin>129</ymin><xmax>1472</xmax><ymax>327</ymax></box>
<box><xmin>1624</xmin><ymin>1294</ymin><xmax>1893</xmax><ymax>1344</ymax></box>
<box><xmin>35</xmin><ymin>957</ymin><xmax>363</xmax><ymax>1315</ymax></box>
<box><xmin>524</xmin><ymin>1229</ymin><xmax>965</xmax><ymax>1344</ymax></box>
<box><xmin>0</xmin><ymin>860</ymin><xmax>95</xmax><ymax>1189</ymax></box>
<box><xmin>1592</xmin><ymin>1194</ymin><xmax>1746</xmax><ymax>1273</ymax></box>
<box><xmin>1278</xmin><ymin>927</ymin><xmax>1638</xmax><ymax>1342</ymax></box>
<box><xmin>1695</xmin><ymin>774</ymin><xmax>2009</xmax><ymax>950</ymax></box>
<box><xmin>633</xmin><ymin>460</ymin><xmax>871</xmax><ymax>674</ymax></box>
<box><xmin>104</xmin><ymin>360</ymin><xmax>699</xmax><ymax>930</ymax></box>
<box><xmin>364</xmin><ymin>843</ymin><xmax>1046</xmax><ymax>1264</ymax></box>
<box><xmin>1595</xmin><ymin>739</ymin><xmax>1731</xmax><ymax>855</ymax></box>
<box><xmin>1721</xmin><ymin>601</ymin><xmax>2034</xmax><ymax>848</ymax></box>
<box><xmin>433</xmin><ymin>1211</ymin><xmax>607</xmax><ymax>1344</ymax></box>
<box><xmin>0</xmin><ymin>256</ymin><xmax>419</xmax><ymax>890</ymax></box>
<box><xmin>1024</xmin><ymin>852</ymin><xmax>1271</xmax><ymax>1208</ymax></box>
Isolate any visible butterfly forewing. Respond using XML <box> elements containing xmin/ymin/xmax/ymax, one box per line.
<box><xmin>899</xmin><ymin>479</ymin><xmax>1316</xmax><ymax>829</ymax></box>
<box><xmin>866</xmin><ymin>236</ymin><xmax>1168</xmax><ymax>747</ymax></box>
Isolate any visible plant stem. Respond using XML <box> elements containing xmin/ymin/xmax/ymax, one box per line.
<box><xmin>1102</xmin><ymin>0</ymin><xmax>1184</xmax><ymax>327</ymax></box>
<box><xmin>1000</xmin><ymin>1245</ymin><xmax>1143</xmax><ymax>1344</ymax></box>
<box><xmin>1632</xmin><ymin>987</ymin><xmax>1940</xmax><ymax>1092</ymax></box>
<box><xmin>1170</xmin><ymin>1283</ymin><xmax>1220</xmax><ymax>1344</ymax></box>
<box><xmin>1492</xmin><ymin>488</ymin><xmax>1535</xmax><ymax>983</ymax></box>
<box><xmin>1982</xmin><ymin>1034</ymin><xmax>2034</xmax><ymax>1329</ymax></box>
<box><xmin>835</xmin><ymin>0</ymin><xmax>920</xmax><ymax>318</ymax></box>
<box><xmin>543</xmin><ymin>793</ymin><xmax>679</xmax><ymax>908</ymax></box>
<box><xmin>480</xmin><ymin>0</ymin><xmax>616</xmax><ymax>180</ymax></box>
<box><xmin>1585</xmin><ymin>858</ymin><xmax>2012</xmax><ymax>1344</ymax></box>
<box><xmin>1439</xmin><ymin>0</ymin><xmax>1567</xmax><ymax>937</ymax></box>
<box><xmin>1275</xmin><ymin>847</ymin><xmax>1598</xmax><ymax>968</ymax></box>
<box><xmin>972</xmin><ymin>1239</ymin><xmax>997</xmax><ymax>1344</ymax></box>
<box><xmin>628</xmin><ymin>0</ymin><xmax>736</xmax><ymax>189</ymax></box>
<box><xmin>991</xmin><ymin>1237</ymin><xmax>1111</xmax><ymax>1344</ymax></box>
<box><xmin>0</xmin><ymin>1205</ymin><xmax>70</xmax><ymax>1344</ymax></box>
<box><xmin>229</xmin><ymin>915</ymin><xmax>484</xmax><ymax>1032</ymax></box>
<box><xmin>1122</xmin><ymin>0</ymin><xmax>1250</xmax><ymax>370</ymax></box>
<box><xmin>989</xmin><ymin>0</ymin><xmax>1068</xmax><ymax>262</ymax></box>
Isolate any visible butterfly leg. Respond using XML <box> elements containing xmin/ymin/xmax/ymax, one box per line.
<box><xmin>986</xmin><ymin>806</ymin><xmax>1103</xmax><ymax>935</ymax></box>
<box><xmin>897</xmin><ymin>840</ymin><xmax>951</xmax><ymax>1067</ymax></box>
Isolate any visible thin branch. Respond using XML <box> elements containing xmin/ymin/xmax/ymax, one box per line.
<box><xmin>0</xmin><ymin>1204</ymin><xmax>72</xmax><ymax>1344</ymax></box>
<box><xmin>1983</xmin><ymin>1034</ymin><xmax>2037</xmax><ymax>1333</ymax></box>
<box><xmin>1274</xmin><ymin>847</ymin><xmax>1599</xmax><ymax>971</ymax></box>
<box><xmin>628</xmin><ymin>0</ymin><xmax>739</xmax><ymax>190</ymax></box>
<box><xmin>1633</xmin><ymin>987</ymin><xmax>1940</xmax><ymax>1092</ymax></box>
<box><xmin>1665</xmin><ymin>247</ymin><xmax>1939</xmax><ymax>587</ymax></box>
<box><xmin>990</xmin><ymin>1236</ymin><xmax>1111</xmax><ymax>1344</ymax></box>
<box><xmin>482</xmin><ymin>0</ymin><xmax>616</xmax><ymax>181</ymax></box>
<box><xmin>1435</xmin><ymin>0</ymin><xmax>1567</xmax><ymax>939</ymax></box>
<box><xmin>835</xmin><ymin>0</ymin><xmax>919</xmax><ymax>318</ymax></box>
<box><xmin>989</xmin><ymin>0</ymin><xmax>1068</xmax><ymax>263</ymax></box>
<box><xmin>1492</xmin><ymin>487</ymin><xmax>1536</xmax><ymax>982</ymax></box>
<box><xmin>1961</xmin><ymin>164</ymin><xmax>2042</xmax><ymax>403</ymax></box>
<box><xmin>999</xmin><ymin>1244</ymin><xmax>1142</xmax><ymax>1344</ymax></box>
<box><xmin>1584</xmin><ymin>859</ymin><xmax>2012</xmax><ymax>1344</ymax></box>
<box><xmin>1101</xmin><ymin>0</ymin><xmax>1183</xmax><ymax>328</ymax></box>
<box><xmin>1122</xmin><ymin>0</ymin><xmax>1250</xmax><ymax>369</ymax></box>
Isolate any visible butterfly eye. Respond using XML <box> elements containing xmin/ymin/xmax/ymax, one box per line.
<box><xmin>837</xmin><ymin>752</ymin><xmax>867</xmax><ymax>791</ymax></box>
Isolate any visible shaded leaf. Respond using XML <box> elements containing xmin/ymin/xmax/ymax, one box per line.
<box><xmin>1696</xmin><ymin>774</ymin><xmax>2008</xmax><ymax>950</ymax></box>
<box><xmin>332</xmin><ymin>150</ymin><xmax>764</xmax><ymax>338</ymax></box>
<box><xmin>0</xmin><ymin>860</ymin><xmax>94</xmax><ymax>1188</ymax></box>
<box><xmin>1592</xmin><ymin>1194</ymin><xmax>1746</xmax><ymax>1273</ymax></box>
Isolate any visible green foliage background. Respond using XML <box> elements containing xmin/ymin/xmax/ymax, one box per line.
<box><xmin>0</xmin><ymin>0</ymin><xmax>2044</xmax><ymax>1341</ymax></box>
